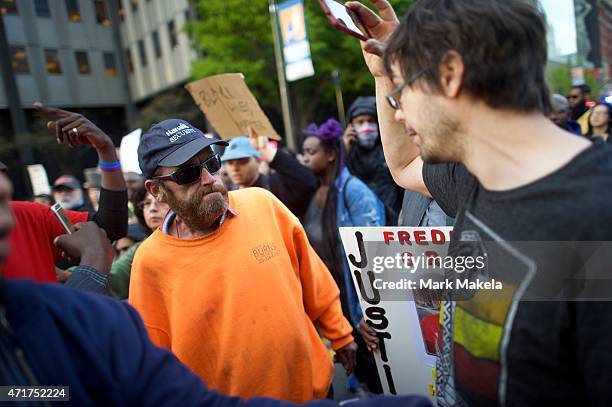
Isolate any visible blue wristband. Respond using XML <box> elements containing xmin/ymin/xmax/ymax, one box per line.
<box><xmin>99</xmin><ymin>160</ymin><xmax>121</xmax><ymax>171</ymax></box>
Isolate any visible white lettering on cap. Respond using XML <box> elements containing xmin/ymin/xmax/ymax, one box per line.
<box><xmin>165</xmin><ymin>123</ymin><xmax>193</xmax><ymax>143</ymax></box>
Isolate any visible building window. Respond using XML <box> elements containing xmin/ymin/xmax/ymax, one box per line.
<box><xmin>75</xmin><ymin>51</ymin><xmax>91</xmax><ymax>74</ymax></box>
<box><xmin>0</xmin><ymin>0</ymin><xmax>18</xmax><ymax>15</ymax></box>
<box><xmin>152</xmin><ymin>30</ymin><xmax>162</xmax><ymax>59</ymax></box>
<box><xmin>34</xmin><ymin>0</ymin><xmax>51</xmax><ymax>17</ymax></box>
<box><xmin>117</xmin><ymin>0</ymin><xmax>124</xmax><ymax>22</ymax></box>
<box><xmin>10</xmin><ymin>47</ymin><xmax>30</xmax><ymax>74</ymax></box>
<box><xmin>138</xmin><ymin>40</ymin><xmax>147</xmax><ymax>67</ymax></box>
<box><xmin>94</xmin><ymin>0</ymin><xmax>110</xmax><ymax>26</ymax></box>
<box><xmin>44</xmin><ymin>49</ymin><xmax>62</xmax><ymax>74</ymax></box>
<box><xmin>65</xmin><ymin>0</ymin><xmax>81</xmax><ymax>22</ymax></box>
<box><xmin>103</xmin><ymin>52</ymin><xmax>118</xmax><ymax>76</ymax></box>
<box><xmin>130</xmin><ymin>0</ymin><xmax>138</xmax><ymax>12</ymax></box>
<box><xmin>125</xmin><ymin>48</ymin><xmax>133</xmax><ymax>73</ymax></box>
<box><xmin>167</xmin><ymin>20</ymin><xmax>178</xmax><ymax>49</ymax></box>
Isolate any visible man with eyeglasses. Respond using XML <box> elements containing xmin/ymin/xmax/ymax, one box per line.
<box><xmin>568</xmin><ymin>84</ymin><xmax>592</xmax><ymax>134</ymax></box>
<box><xmin>129</xmin><ymin>119</ymin><xmax>357</xmax><ymax>403</ymax></box>
<box><xmin>346</xmin><ymin>0</ymin><xmax>612</xmax><ymax>406</ymax></box>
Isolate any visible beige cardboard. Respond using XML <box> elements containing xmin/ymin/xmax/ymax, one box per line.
<box><xmin>186</xmin><ymin>73</ymin><xmax>281</xmax><ymax>140</ymax></box>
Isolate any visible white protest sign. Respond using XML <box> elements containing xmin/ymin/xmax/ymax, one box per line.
<box><xmin>26</xmin><ymin>164</ymin><xmax>51</xmax><ymax>195</ymax></box>
<box><xmin>340</xmin><ymin>226</ymin><xmax>454</xmax><ymax>402</ymax></box>
<box><xmin>119</xmin><ymin>128</ymin><xmax>142</xmax><ymax>174</ymax></box>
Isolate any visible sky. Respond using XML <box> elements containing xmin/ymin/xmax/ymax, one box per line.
<box><xmin>540</xmin><ymin>0</ymin><xmax>578</xmax><ymax>56</ymax></box>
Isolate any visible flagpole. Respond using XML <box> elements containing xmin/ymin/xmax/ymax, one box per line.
<box><xmin>269</xmin><ymin>0</ymin><xmax>297</xmax><ymax>150</ymax></box>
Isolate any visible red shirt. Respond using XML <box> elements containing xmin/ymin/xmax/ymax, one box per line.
<box><xmin>3</xmin><ymin>202</ymin><xmax>89</xmax><ymax>283</ymax></box>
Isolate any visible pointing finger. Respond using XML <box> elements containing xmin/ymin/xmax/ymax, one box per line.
<box><xmin>34</xmin><ymin>102</ymin><xmax>71</xmax><ymax>118</ymax></box>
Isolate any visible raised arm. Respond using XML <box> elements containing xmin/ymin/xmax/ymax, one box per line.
<box><xmin>248</xmin><ymin>127</ymin><xmax>317</xmax><ymax>215</ymax></box>
<box><xmin>35</xmin><ymin>102</ymin><xmax>128</xmax><ymax>240</ymax></box>
<box><xmin>346</xmin><ymin>0</ymin><xmax>429</xmax><ymax>196</ymax></box>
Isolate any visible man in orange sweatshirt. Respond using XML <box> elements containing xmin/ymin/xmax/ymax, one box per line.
<box><xmin>129</xmin><ymin>119</ymin><xmax>356</xmax><ymax>403</ymax></box>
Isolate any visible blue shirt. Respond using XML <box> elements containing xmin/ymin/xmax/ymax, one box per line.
<box><xmin>1</xmin><ymin>279</ymin><xmax>429</xmax><ymax>407</ymax></box>
<box><xmin>335</xmin><ymin>168</ymin><xmax>386</xmax><ymax>325</ymax></box>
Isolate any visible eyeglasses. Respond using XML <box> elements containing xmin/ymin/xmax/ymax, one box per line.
<box><xmin>153</xmin><ymin>154</ymin><xmax>222</xmax><ymax>185</ymax></box>
<box><xmin>568</xmin><ymin>95</ymin><xmax>581</xmax><ymax>100</ymax></box>
<box><xmin>386</xmin><ymin>69</ymin><xmax>426</xmax><ymax>110</ymax></box>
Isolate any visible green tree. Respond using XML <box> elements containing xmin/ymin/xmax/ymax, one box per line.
<box><xmin>546</xmin><ymin>58</ymin><xmax>605</xmax><ymax>99</ymax></box>
<box><xmin>189</xmin><ymin>0</ymin><xmax>413</xmax><ymax>140</ymax></box>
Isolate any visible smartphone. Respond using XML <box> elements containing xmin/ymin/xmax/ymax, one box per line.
<box><xmin>319</xmin><ymin>0</ymin><xmax>371</xmax><ymax>41</ymax></box>
<box><xmin>51</xmin><ymin>203</ymin><xmax>76</xmax><ymax>234</ymax></box>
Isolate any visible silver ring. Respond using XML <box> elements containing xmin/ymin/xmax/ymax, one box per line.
<box><xmin>72</xmin><ymin>127</ymin><xmax>79</xmax><ymax>136</ymax></box>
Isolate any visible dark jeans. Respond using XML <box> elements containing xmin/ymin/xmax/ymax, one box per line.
<box><xmin>354</xmin><ymin>331</ymin><xmax>383</xmax><ymax>394</ymax></box>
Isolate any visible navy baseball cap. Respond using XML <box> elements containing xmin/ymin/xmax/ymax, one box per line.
<box><xmin>138</xmin><ymin>119</ymin><xmax>228</xmax><ymax>179</ymax></box>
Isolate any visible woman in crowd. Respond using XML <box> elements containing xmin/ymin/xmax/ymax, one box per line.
<box><xmin>109</xmin><ymin>187</ymin><xmax>169</xmax><ymax>299</ymax></box>
<box><xmin>301</xmin><ymin>118</ymin><xmax>385</xmax><ymax>394</ymax></box>
<box><xmin>586</xmin><ymin>102</ymin><xmax>612</xmax><ymax>142</ymax></box>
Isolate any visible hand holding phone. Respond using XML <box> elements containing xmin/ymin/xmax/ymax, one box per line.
<box><xmin>343</xmin><ymin>0</ymin><xmax>401</xmax><ymax>78</ymax></box>
<box><xmin>343</xmin><ymin>124</ymin><xmax>357</xmax><ymax>150</ymax></box>
<box><xmin>54</xmin><ymin>222</ymin><xmax>114</xmax><ymax>273</ymax></box>
<box><xmin>51</xmin><ymin>203</ymin><xmax>76</xmax><ymax>234</ymax></box>
<box><xmin>319</xmin><ymin>0</ymin><xmax>371</xmax><ymax>41</ymax></box>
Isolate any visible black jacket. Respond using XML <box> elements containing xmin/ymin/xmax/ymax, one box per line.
<box><xmin>254</xmin><ymin>149</ymin><xmax>317</xmax><ymax>220</ymax></box>
<box><xmin>345</xmin><ymin>142</ymin><xmax>403</xmax><ymax>217</ymax></box>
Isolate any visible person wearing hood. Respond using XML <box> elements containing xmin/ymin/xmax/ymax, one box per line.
<box><xmin>343</xmin><ymin>97</ymin><xmax>403</xmax><ymax>223</ymax></box>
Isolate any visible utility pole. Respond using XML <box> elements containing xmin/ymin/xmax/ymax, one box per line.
<box><xmin>332</xmin><ymin>69</ymin><xmax>346</xmax><ymax>127</ymax></box>
<box><xmin>268</xmin><ymin>0</ymin><xmax>297</xmax><ymax>150</ymax></box>
<box><xmin>0</xmin><ymin>13</ymin><xmax>34</xmax><ymax>196</ymax></box>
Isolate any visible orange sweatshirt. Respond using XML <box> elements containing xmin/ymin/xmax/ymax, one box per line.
<box><xmin>129</xmin><ymin>187</ymin><xmax>353</xmax><ymax>402</ymax></box>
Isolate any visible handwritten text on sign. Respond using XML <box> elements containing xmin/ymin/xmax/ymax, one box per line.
<box><xmin>185</xmin><ymin>73</ymin><xmax>280</xmax><ymax>140</ymax></box>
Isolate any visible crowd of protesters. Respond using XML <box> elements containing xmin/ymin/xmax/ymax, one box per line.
<box><xmin>549</xmin><ymin>84</ymin><xmax>612</xmax><ymax>143</ymax></box>
<box><xmin>1</xmin><ymin>0</ymin><xmax>612</xmax><ymax>405</ymax></box>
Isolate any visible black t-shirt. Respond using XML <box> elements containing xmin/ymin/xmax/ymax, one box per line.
<box><xmin>423</xmin><ymin>139</ymin><xmax>612</xmax><ymax>407</ymax></box>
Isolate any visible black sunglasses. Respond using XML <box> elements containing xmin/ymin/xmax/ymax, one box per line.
<box><xmin>153</xmin><ymin>154</ymin><xmax>222</xmax><ymax>185</ymax></box>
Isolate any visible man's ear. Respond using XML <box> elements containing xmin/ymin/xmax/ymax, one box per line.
<box><xmin>144</xmin><ymin>180</ymin><xmax>166</xmax><ymax>203</ymax></box>
<box><xmin>438</xmin><ymin>50</ymin><xmax>464</xmax><ymax>99</ymax></box>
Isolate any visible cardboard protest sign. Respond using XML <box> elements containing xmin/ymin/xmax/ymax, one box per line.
<box><xmin>339</xmin><ymin>226</ymin><xmax>454</xmax><ymax>402</ymax></box>
<box><xmin>185</xmin><ymin>73</ymin><xmax>280</xmax><ymax>140</ymax></box>
<box><xmin>27</xmin><ymin>164</ymin><xmax>51</xmax><ymax>195</ymax></box>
